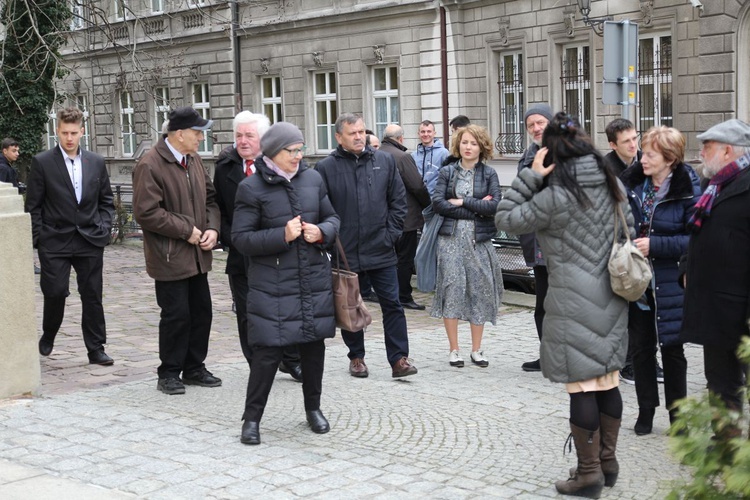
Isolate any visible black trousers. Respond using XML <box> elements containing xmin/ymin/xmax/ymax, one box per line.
<box><xmin>228</xmin><ymin>272</ymin><xmax>301</xmax><ymax>368</ymax></box>
<box><xmin>38</xmin><ymin>233</ymin><xmax>106</xmax><ymax>353</ymax></box>
<box><xmin>242</xmin><ymin>340</ymin><xmax>326</xmax><ymax>422</ymax></box>
<box><xmin>154</xmin><ymin>273</ymin><xmax>212</xmax><ymax>379</ymax></box>
<box><xmin>703</xmin><ymin>343</ymin><xmax>749</xmax><ymax>411</ymax></box>
<box><xmin>533</xmin><ymin>265</ymin><xmax>548</xmax><ymax>340</ymax></box>
<box><xmin>395</xmin><ymin>230</ymin><xmax>419</xmax><ymax>303</ymax></box>
<box><xmin>628</xmin><ymin>297</ymin><xmax>687</xmax><ymax>411</ymax></box>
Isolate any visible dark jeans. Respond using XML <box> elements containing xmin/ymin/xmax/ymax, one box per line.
<box><xmin>243</xmin><ymin>340</ymin><xmax>325</xmax><ymax>422</ymax></box>
<box><xmin>343</xmin><ymin>265</ymin><xmax>409</xmax><ymax>366</ymax></box>
<box><xmin>533</xmin><ymin>265</ymin><xmax>548</xmax><ymax>340</ymax></box>
<box><xmin>228</xmin><ymin>272</ymin><xmax>301</xmax><ymax>368</ymax></box>
<box><xmin>628</xmin><ymin>298</ymin><xmax>687</xmax><ymax>411</ymax></box>
<box><xmin>38</xmin><ymin>234</ymin><xmax>106</xmax><ymax>353</ymax></box>
<box><xmin>703</xmin><ymin>343</ymin><xmax>749</xmax><ymax>412</ymax></box>
<box><xmin>395</xmin><ymin>230</ymin><xmax>419</xmax><ymax>303</ymax></box>
<box><xmin>154</xmin><ymin>273</ymin><xmax>212</xmax><ymax>379</ymax></box>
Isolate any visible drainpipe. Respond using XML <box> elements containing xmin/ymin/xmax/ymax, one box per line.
<box><xmin>231</xmin><ymin>0</ymin><xmax>242</xmax><ymax>111</ymax></box>
<box><xmin>440</xmin><ymin>6</ymin><xmax>449</xmax><ymax>138</ymax></box>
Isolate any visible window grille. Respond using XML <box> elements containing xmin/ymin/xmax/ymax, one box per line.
<box><xmin>496</xmin><ymin>53</ymin><xmax>525</xmax><ymax>155</ymax></box>
<box><xmin>638</xmin><ymin>35</ymin><xmax>672</xmax><ymax>132</ymax></box>
<box><xmin>560</xmin><ymin>46</ymin><xmax>591</xmax><ymax>135</ymax></box>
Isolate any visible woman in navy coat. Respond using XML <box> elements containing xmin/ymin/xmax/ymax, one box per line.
<box><xmin>620</xmin><ymin>126</ymin><xmax>701</xmax><ymax>435</ymax></box>
<box><xmin>232</xmin><ymin>122</ymin><xmax>340</xmax><ymax>445</ymax></box>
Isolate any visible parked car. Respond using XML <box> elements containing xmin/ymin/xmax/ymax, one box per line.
<box><xmin>492</xmin><ymin>230</ymin><xmax>536</xmax><ymax>294</ymax></box>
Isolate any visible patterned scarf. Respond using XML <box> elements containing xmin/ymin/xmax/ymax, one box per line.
<box><xmin>689</xmin><ymin>153</ymin><xmax>750</xmax><ymax>230</ymax></box>
<box><xmin>639</xmin><ymin>181</ymin><xmax>659</xmax><ymax>238</ymax></box>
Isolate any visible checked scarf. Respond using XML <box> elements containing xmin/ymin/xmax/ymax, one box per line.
<box><xmin>689</xmin><ymin>153</ymin><xmax>750</xmax><ymax>230</ymax></box>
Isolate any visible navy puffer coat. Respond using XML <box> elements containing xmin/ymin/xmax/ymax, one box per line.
<box><xmin>231</xmin><ymin>158</ymin><xmax>340</xmax><ymax>347</ymax></box>
<box><xmin>621</xmin><ymin>162</ymin><xmax>701</xmax><ymax>346</ymax></box>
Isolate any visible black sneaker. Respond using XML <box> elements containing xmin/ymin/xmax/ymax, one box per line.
<box><xmin>157</xmin><ymin>377</ymin><xmax>185</xmax><ymax>395</ymax></box>
<box><xmin>183</xmin><ymin>368</ymin><xmax>222</xmax><ymax>387</ymax></box>
<box><xmin>656</xmin><ymin>362</ymin><xmax>664</xmax><ymax>384</ymax></box>
<box><xmin>619</xmin><ymin>364</ymin><xmax>635</xmax><ymax>385</ymax></box>
<box><xmin>521</xmin><ymin>359</ymin><xmax>541</xmax><ymax>372</ymax></box>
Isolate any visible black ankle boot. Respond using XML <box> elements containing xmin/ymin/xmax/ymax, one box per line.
<box><xmin>634</xmin><ymin>408</ymin><xmax>655</xmax><ymax>436</ymax></box>
<box><xmin>240</xmin><ymin>420</ymin><xmax>260</xmax><ymax>445</ymax></box>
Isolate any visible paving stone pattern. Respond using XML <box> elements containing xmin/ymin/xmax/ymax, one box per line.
<box><xmin>0</xmin><ymin>242</ymin><xmax>705</xmax><ymax>498</ymax></box>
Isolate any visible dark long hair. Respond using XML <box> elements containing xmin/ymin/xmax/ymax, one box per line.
<box><xmin>542</xmin><ymin>112</ymin><xmax>624</xmax><ymax>208</ymax></box>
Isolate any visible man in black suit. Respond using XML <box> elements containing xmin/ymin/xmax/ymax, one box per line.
<box><xmin>213</xmin><ymin>111</ymin><xmax>303</xmax><ymax>381</ymax></box>
<box><xmin>25</xmin><ymin>107</ymin><xmax>115</xmax><ymax>365</ymax></box>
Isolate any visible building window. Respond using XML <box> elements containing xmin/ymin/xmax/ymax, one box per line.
<box><xmin>70</xmin><ymin>0</ymin><xmax>85</xmax><ymax>30</ymax></box>
<box><xmin>151</xmin><ymin>0</ymin><xmax>163</xmax><ymax>13</ymax></box>
<box><xmin>46</xmin><ymin>111</ymin><xmax>58</xmax><ymax>150</ymax></box>
<box><xmin>497</xmin><ymin>53</ymin><xmax>525</xmax><ymax>155</ymax></box>
<box><xmin>561</xmin><ymin>45</ymin><xmax>591</xmax><ymax>135</ymax></box>
<box><xmin>638</xmin><ymin>35</ymin><xmax>672</xmax><ymax>132</ymax></box>
<box><xmin>120</xmin><ymin>91</ymin><xmax>136</xmax><ymax>156</ymax></box>
<box><xmin>154</xmin><ymin>87</ymin><xmax>170</xmax><ymax>137</ymax></box>
<box><xmin>76</xmin><ymin>94</ymin><xmax>91</xmax><ymax>150</ymax></box>
<box><xmin>373</xmin><ymin>66</ymin><xmax>399</xmax><ymax>138</ymax></box>
<box><xmin>313</xmin><ymin>72</ymin><xmax>337</xmax><ymax>152</ymax></box>
<box><xmin>113</xmin><ymin>0</ymin><xmax>125</xmax><ymax>20</ymax></box>
<box><xmin>261</xmin><ymin>76</ymin><xmax>283</xmax><ymax>124</ymax></box>
<box><xmin>192</xmin><ymin>83</ymin><xmax>212</xmax><ymax>154</ymax></box>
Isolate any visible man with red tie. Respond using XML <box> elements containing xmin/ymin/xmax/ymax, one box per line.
<box><xmin>26</xmin><ymin>107</ymin><xmax>115</xmax><ymax>365</ymax></box>
<box><xmin>213</xmin><ymin>111</ymin><xmax>303</xmax><ymax>381</ymax></box>
<box><xmin>133</xmin><ymin>106</ymin><xmax>222</xmax><ymax>395</ymax></box>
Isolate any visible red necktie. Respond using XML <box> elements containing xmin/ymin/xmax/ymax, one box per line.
<box><xmin>245</xmin><ymin>159</ymin><xmax>254</xmax><ymax>177</ymax></box>
<box><xmin>180</xmin><ymin>156</ymin><xmax>188</xmax><ymax>170</ymax></box>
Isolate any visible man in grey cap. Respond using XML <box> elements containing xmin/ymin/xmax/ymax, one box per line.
<box><xmin>133</xmin><ymin>106</ymin><xmax>222</xmax><ymax>395</ymax></box>
<box><xmin>680</xmin><ymin>118</ymin><xmax>750</xmax><ymax>438</ymax></box>
<box><xmin>517</xmin><ymin>104</ymin><xmax>553</xmax><ymax>373</ymax></box>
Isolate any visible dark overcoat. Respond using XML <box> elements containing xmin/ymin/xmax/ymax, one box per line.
<box><xmin>231</xmin><ymin>157</ymin><xmax>340</xmax><ymax>347</ymax></box>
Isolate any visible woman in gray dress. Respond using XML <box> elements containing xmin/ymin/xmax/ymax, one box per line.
<box><xmin>431</xmin><ymin>125</ymin><xmax>504</xmax><ymax>368</ymax></box>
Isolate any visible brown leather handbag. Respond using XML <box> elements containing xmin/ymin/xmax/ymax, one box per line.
<box><xmin>331</xmin><ymin>238</ymin><xmax>372</xmax><ymax>331</ymax></box>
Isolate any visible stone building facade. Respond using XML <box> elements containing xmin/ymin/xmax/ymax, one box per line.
<box><xmin>53</xmin><ymin>0</ymin><xmax>750</xmax><ymax>184</ymax></box>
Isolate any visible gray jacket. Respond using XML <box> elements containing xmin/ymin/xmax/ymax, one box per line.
<box><xmin>495</xmin><ymin>155</ymin><xmax>630</xmax><ymax>383</ymax></box>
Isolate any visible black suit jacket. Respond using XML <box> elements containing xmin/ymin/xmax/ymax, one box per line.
<box><xmin>214</xmin><ymin>145</ymin><xmax>251</xmax><ymax>275</ymax></box>
<box><xmin>25</xmin><ymin>146</ymin><xmax>114</xmax><ymax>250</ymax></box>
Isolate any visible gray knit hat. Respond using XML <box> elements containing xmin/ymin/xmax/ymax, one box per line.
<box><xmin>260</xmin><ymin>122</ymin><xmax>305</xmax><ymax>158</ymax></box>
<box><xmin>696</xmin><ymin>119</ymin><xmax>750</xmax><ymax>147</ymax></box>
<box><xmin>523</xmin><ymin>104</ymin><xmax>553</xmax><ymax>124</ymax></box>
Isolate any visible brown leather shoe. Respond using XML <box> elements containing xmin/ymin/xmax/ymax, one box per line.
<box><xmin>349</xmin><ymin>358</ymin><xmax>369</xmax><ymax>378</ymax></box>
<box><xmin>392</xmin><ymin>357</ymin><xmax>418</xmax><ymax>378</ymax></box>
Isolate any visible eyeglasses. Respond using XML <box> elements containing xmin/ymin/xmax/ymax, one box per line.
<box><xmin>283</xmin><ymin>146</ymin><xmax>306</xmax><ymax>157</ymax></box>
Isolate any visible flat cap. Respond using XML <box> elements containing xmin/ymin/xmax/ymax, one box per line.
<box><xmin>696</xmin><ymin>119</ymin><xmax>750</xmax><ymax>147</ymax></box>
<box><xmin>167</xmin><ymin>107</ymin><xmax>213</xmax><ymax>132</ymax></box>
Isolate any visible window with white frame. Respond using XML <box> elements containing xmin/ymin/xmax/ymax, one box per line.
<box><xmin>560</xmin><ymin>45</ymin><xmax>591</xmax><ymax>134</ymax></box>
<box><xmin>261</xmin><ymin>76</ymin><xmax>283</xmax><ymax>124</ymax></box>
<box><xmin>497</xmin><ymin>52</ymin><xmax>525</xmax><ymax>155</ymax></box>
<box><xmin>70</xmin><ymin>0</ymin><xmax>85</xmax><ymax>30</ymax></box>
<box><xmin>75</xmin><ymin>94</ymin><xmax>90</xmax><ymax>150</ymax></box>
<box><xmin>151</xmin><ymin>0</ymin><xmax>163</xmax><ymax>13</ymax></box>
<box><xmin>373</xmin><ymin>66</ymin><xmax>399</xmax><ymax>138</ymax></box>
<box><xmin>120</xmin><ymin>91</ymin><xmax>136</xmax><ymax>156</ymax></box>
<box><xmin>313</xmin><ymin>72</ymin><xmax>337</xmax><ymax>152</ymax></box>
<box><xmin>154</xmin><ymin>87</ymin><xmax>170</xmax><ymax>137</ymax></box>
<box><xmin>192</xmin><ymin>83</ymin><xmax>212</xmax><ymax>154</ymax></box>
<box><xmin>638</xmin><ymin>34</ymin><xmax>672</xmax><ymax>132</ymax></box>
<box><xmin>46</xmin><ymin>111</ymin><xmax>58</xmax><ymax>150</ymax></box>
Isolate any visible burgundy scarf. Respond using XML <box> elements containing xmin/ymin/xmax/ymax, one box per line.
<box><xmin>689</xmin><ymin>153</ymin><xmax>750</xmax><ymax>230</ymax></box>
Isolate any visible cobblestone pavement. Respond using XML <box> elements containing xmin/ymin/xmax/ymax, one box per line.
<box><xmin>0</xmin><ymin>241</ymin><xmax>704</xmax><ymax>499</ymax></box>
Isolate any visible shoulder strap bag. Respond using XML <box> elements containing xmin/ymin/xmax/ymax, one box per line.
<box><xmin>608</xmin><ymin>203</ymin><xmax>652</xmax><ymax>302</ymax></box>
<box><xmin>331</xmin><ymin>238</ymin><xmax>373</xmax><ymax>332</ymax></box>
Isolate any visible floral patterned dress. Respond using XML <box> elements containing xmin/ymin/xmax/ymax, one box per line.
<box><xmin>430</xmin><ymin>167</ymin><xmax>504</xmax><ymax>325</ymax></box>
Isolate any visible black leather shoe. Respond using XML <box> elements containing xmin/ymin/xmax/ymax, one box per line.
<box><xmin>402</xmin><ymin>300</ymin><xmax>426</xmax><ymax>311</ymax></box>
<box><xmin>279</xmin><ymin>361</ymin><xmax>303</xmax><ymax>382</ymax></box>
<box><xmin>241</xmin><ymin>420</ymin><xmax>261</xmax><ymax>445</ymax></box>
<box><xmin>306</xmin><ymin>409</ymin><xmax>330</xmax><ymax>434</ymax></box>
<box><xmin>183</xmin><ymin>368</ymin><xmax>222</xmax><ymax>387</ymax></box>
<box><xmin>88</xmin><ymin>349</ymin><xmax>114</xmax><ymax>365</ymax></box>
<box><xmin>38</xmin><ymin>336</ymin><xmax>54</xmax><ymax>356</ymax></box>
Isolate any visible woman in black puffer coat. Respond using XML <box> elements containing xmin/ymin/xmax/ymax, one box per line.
<box><xmin>621</xmin><ymin>126</ymin><xmax>701</xmax><ymax>436</ymax></box>
<box><xmin>232</xmin><ymin>122</ymin><xmax>340</xmax><ymax>445</ymax></box>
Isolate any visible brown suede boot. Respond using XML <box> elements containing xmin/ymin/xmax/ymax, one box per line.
<box><xmin>599</xmin><ymin>413</ymin><xmax>620</xmax><ymax>487</ymax></box>
<box><xmin>555</xmin><ymin>423</ymin><xmax>605</xmax><ymax>498</ymax></box>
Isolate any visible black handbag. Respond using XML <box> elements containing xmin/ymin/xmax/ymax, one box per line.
<box><xmin>331</xmin><ymin>238</ymin><xmax>372</xmax><ymax>331</ymax></box>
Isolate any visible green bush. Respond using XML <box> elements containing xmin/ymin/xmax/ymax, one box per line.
<box><xmin>668</xmin><ymin>337</ymin><xmax>750</xmax><ymax>499</ymax></box>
